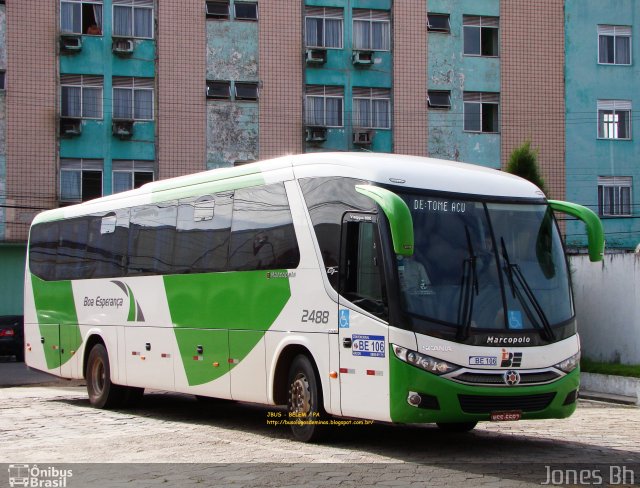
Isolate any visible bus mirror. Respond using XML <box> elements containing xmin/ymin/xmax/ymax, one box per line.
<box><xmin>548</xmin><ymin>200</ymin><xmax>605</xmax><ymax>262</ymax></box>
<box><xmin>355</xmin><ymin>185</ymin><xmax>414</xmax><ymax>256</ymax></box>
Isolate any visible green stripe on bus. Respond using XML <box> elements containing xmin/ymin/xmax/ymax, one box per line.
<box><xmin>31</xmin><ymin>275</ymin><xmax>82</xmax><ymax>370</ymax></box>
<box><xmin>164</xmin><ymin>271</ymin><xmax>290</xmax><ymax>385</ymax></box>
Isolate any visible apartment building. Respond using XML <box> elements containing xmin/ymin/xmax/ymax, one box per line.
<box><xmin>0</xmin><ymin>0</ymin><xmax>636</xmax><ymax>315</ymax></box>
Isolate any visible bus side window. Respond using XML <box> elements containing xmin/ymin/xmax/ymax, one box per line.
<box><xmin>228</xmin><ymin>183</ymin><xmax>300</xmax><ymax>271</ymax></box>
<box><xmin>29</xmin><ymin>222</ymin><xmax>59</xmax><ymax>281</ymax></box>
<box><xmin>339</xmin><ymin>217</ymin><xmax>388</xmax><ymax>320</ymax></box>
<box><xmin>174</xmin><ymin>193</ymin><xmax>232</xmax><ymax>273</ymax></box>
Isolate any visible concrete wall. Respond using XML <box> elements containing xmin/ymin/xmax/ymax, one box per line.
<box><xmin>157</xmin><ymin>0</ymin><xmax>206</xmax><ymax>178</ymax></box>
<box><xmin>0</xmin><ymin>244</ymin><xmax>25</xmax><ymax>315</ymax></box>
<box><xmin>565</xmin><ymin>0</ymin><xmax>640</xmax><ymax>249</ymax></box>
<box><xmin>570</xmin><ymin>253</ymin><xmax>640</xmax><ymax>365</ymax></box>
<box><xmin>427</xmin><ymin>0</ymin><xmax>500</xmax><ymax>167</ymax></box>
<box><xmin>393</xmin><ymin>0</ymin><xmax>427</xmax><ymax>156</ymax></box>
<box><xmin>259</xmin><ymin>0</ymin><xmax>303</xmax><ymax>159</ymax></box>
<box><xmin>206</xmin><ymin>9</ymin><xmax>259</xmax><ymax>168</ymax></box>
<box><xmin>501</xmin><ymin>1</ymin><xmax>566</xmax><ymax>201</ymax></box>
<box><xmin>6</xmin><ymin>0</ymin><xmax>58</xmax><ymax>242</ymax></box>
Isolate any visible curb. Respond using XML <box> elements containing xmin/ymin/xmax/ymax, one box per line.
<box><xmin>581</xmin><ymin>372</ymin><xmax>640</xmax><ymax>406</ymax></box>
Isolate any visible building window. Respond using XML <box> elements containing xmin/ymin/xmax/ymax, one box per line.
<box><xmin>206</xmin><ymin>1</ymin><xmax>229</xmax><ymax>19</ymax></box>
<box><xmin>463</xmin><ymin>15</ymin><xmax>499</xmax><ymax>56</ymax></box>
<box><xmin>61</xmin><ymin>0</ymin><xmax>103</xmax><ymax>35</ymax></box>
<box><xmin>112</xmin><ymin>160</ymin><xmax>154</xmax><ymax>193</ymax></box>
<box><xmin>61</xmin><ymin>75</ymin><xmax>103</xmax><ymax>119</ymax></box>
<box><xmin>598</xmin><ymin>176</ymin><xmax>632</xmax><ymax>216</ymax></box>
<box><xmin>305</xmin><ymin>85</ymin><xmax>343</xmax><ymax>127</ymax></box>
<box><xmin>234</xmin><ymin>2</ymin><xmax>257</xmax><ymax>21</ymax></box>
<box><xmin>113</xmin><ymin>0</ymin><xmax>153</xmax><ymax>39</ymax></box>
<box><xmin>598</xmin><ymin>25</ymin><xmax>631</xmax><ymax>65</ymax></box>
<box><xmin>113</xmin><ymin>77</ymin><xmax>154</xmax><ymax>120</ymax></box>
<box><xmin>427</xmin><ymin>13</ymin><xmax>450</xmax><ymax>33</ymax></box>
<box><xmin>427</xmin><ymin>90</ymin><xmax>451</xmax><ymax>109</ymax></box>
<box><xmin>0</xmin><ymin>71</ymin><xmax>5</xmax><ymax>91</ymax></box>
<box><xmin>60</xmin><ymin>159</ymin><xmax>103</xmax><ymax>202</ymax></box>
<box><xmin>353</xmin><ymin>88</ymin><xmax>390</xmax><ymax>129</ymax></box>
<box><xmin>464</xmin><ymin>92</ymin><xmax>499</xmax><ymax>133</ymax></box>
<box><xmin>206</xmin><ymin>80</ymin><xmax>231</xmax><ymax>99</ymax></box>
<box><xmin>353</xmin><ymin>10</ymin><xmax>390</xmax><ymax>51</ymax></box>
<box><xmin>235</xmin><ymin>82</ymin><xmax>259</xmax><ymax>101</ymax></box>
<box><xmin>597</xmin><ymin>100</ymin><xmax>631</xmax><ymax>140</ymax></box>
<box><xmin>305</xmin><ymin>7</ymin><xmax>343</xmax><ymax>49</ymax></box>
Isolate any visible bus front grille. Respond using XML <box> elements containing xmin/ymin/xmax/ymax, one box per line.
<box><xmin>458</xmin><ymin>393</ymin><xmax>556</xmax><ymax>414</ymax></box>
<box><xmin>452</xmin><ymin>370</ymin><xmax>562</xmax><ymax>386</ymax></box>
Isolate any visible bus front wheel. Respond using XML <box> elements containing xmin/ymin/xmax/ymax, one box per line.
<box><xmin>287</xmin><ymin>355</ymin><xmax>326</xmax><ymax>442</ymax></box>
<box><xmin>86</xmin><ymin>343</ymin><xmax>125</xmax><ymax>409</ymax></box>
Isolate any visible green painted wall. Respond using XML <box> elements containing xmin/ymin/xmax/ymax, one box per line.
<box><xmin>0</xmin><ymin>245</ymin><xmax>26</xmax><ymax>315</ymax></box>
<box><xmin>427</xmin><ymin>0</ymin><xmax>501</xmax><ymax>167</ymax></box>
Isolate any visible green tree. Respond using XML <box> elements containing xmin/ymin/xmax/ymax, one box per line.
<box><xmin>506</xmin><ymin>141</ymin><xmax>547</xmax><ymax>195</ymax></box>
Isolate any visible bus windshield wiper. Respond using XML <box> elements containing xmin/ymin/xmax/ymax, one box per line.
<box><xmin>457</xmin><ymin>226</ymin><xmax>478</xmax><ymax>341</ymax></box>
<box><xmin>500</xmin><ymin>238</ymin><xmax>555</xmax><ymax>342</ymax></box>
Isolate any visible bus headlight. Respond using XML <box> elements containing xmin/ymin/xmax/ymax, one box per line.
<box><xmin>392</xmin><ymin>345</ymin><xmax>460</xmax><ymax>375</ymax></box>
<box><xmin>554</xmin><ymin>351</ymin><xmax>581</xmax><ymax>373</ymax></box>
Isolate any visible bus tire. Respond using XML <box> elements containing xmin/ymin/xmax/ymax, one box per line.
<box><xmin>287</xmin><ymin>354</ymin><xmax>326</xmax><ymax>443</ymax></box>
<box><xmin>86</xmin><ymin>343</ymin><xmax>124</xmax><ymax>409</ymax></box>
<box><xmin>436</xmin><ymin>421</ymin><xmax>478</xmax><ymax>433</ymax></box>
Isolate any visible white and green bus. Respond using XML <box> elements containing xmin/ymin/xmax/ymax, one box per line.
<box><xmin>25</xmin><ymin>153</ymin><xmax>604</xmax><ymax>441</ymax></box>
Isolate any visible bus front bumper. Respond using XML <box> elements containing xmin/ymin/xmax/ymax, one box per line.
<box><xmin>389</xmin><ymin>354</ymin><xmax>580</xmax><ymax>424</ymax></box>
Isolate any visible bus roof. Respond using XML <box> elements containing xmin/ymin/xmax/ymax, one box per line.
<box><xmin>33</xmin><ymin>153</ymin><xmax>545</xmax><ymax>224</ymax></box>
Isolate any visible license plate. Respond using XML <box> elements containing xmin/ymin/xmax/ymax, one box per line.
<box><xmin>490</xmin><ymin>411</ymin><xmax>521</xmax><ymax>421</ymax></box>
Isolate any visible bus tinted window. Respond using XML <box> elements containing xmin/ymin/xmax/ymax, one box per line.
<box><xmin>56</xmin><ymin>218</ymin><xmax>91</xmax><ymax>280</ymax></box>
<box><xmin>228</xmin><ymin>183</ymin><xmax>299</xmax><ymax>271</ymax></box>
<box><xmin>300</xmin><ymin>177</ymin><xmax>376</xmax><ymax>289</ymax></box>
<box><xmin>29</xmin><ymin>222</ymin><xmax>59</xmax><ymax>281</ymax></box>
<box><xmin>174</xmin><ymin>193</ymin><xmax>232</xmax><ymax>273</ymax></box>
<box><xmin>128</xmin><ymin>202</ymin><xmax>177</xmax><ymax>276</ymax></box>
<box><xmin>89</xmin><ymin>209</ymin><xmax>130</xmax><ymax>278</ymax></box>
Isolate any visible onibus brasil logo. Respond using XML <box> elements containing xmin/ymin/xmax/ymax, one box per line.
<box><xmin>8</xmin><ymin>464</ymin><xmax>73</xmax><ymax>488</ymax></box>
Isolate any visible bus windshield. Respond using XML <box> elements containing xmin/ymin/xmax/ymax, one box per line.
<box><xmin>395</xmin><ymin>193</ymin><xmax>573</xmax><ymax>332</ymax></box>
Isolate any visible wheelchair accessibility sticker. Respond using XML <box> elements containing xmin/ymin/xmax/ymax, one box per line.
<box><xmin>508</xmin><ymin>310</ymin><xmax>523</xmax><ymax>329</ymax></box>
<box><xmin>352</xmin><ymin>334</ymin><xmax>385</xmax><ymax>358</ymax></box>
<box><xmin>339</xmin><ymin>309</ymin><xmax>350</xmax><ymax>328</ymax></box>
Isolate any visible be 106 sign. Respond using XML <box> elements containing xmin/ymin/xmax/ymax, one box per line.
<box><xmin>351</xmin><ymin>334</ymin><xmax>385</xmax><ymax>358</ymax></box>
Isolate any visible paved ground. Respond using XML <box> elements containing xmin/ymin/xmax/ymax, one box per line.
<box><xmin>1</xmin><ymin>362</ymin><xmax>639</xmax><ymax>487</ymax></box>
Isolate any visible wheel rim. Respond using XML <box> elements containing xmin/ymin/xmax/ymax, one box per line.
<box><xmin>290</xmin><ymin>373</ymin><xmax>311</xmax><ymax>414</ymax></box>
<box><xmin>91</xmin><ymin>357</ymin><xmax>105</xmax><ymax>397</ymax></box>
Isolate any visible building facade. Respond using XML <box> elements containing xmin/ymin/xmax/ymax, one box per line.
<box><xmin>0</xmin><ymin>0</ymin><xmax>637</xmax><ymax>315</ymax></box>
<box><xmin>565</xmin><ymin>0</ymin><xmax>640</xmax><ymax>249</ymax></box>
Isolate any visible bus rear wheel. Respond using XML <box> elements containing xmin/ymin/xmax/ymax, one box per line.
<box><xmin>436</xmin><ymin>421</ymin><xmax>478</xmax><ymax>433</ymax></box>
<box><xmin>86</xmin><ymin>343</ymin><xmax>125</xmax><ymax>409</ymax></box>
<box><xmin>287</xmin><ymin>355</ymin><xmax>326</xmax><ymax>443</ymax></box>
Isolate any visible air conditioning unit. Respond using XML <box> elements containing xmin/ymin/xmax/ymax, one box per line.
<box><xmin>60</xmin><ymin>34</ymin><xmax>82</xmax><ymax>53</ymax></box>
<box><xmin>112</xmin><ymin>119</ymin><xmax>134</xmax><ymax>139</ymax></box>
<box><xmin>305</xmin><ymin>126</ymin><xmax>327</xmax><ymax>143</ymax></box>
<box><xmin>353</xmin><ymin>129</ymin><xmax>373</xmax><ymax>146</ymax></box>
<box><xmin>305</xmin><ymin>48</ymin><xmax>327</xmax><ymax>65</ymax></box>
<box><xmin>60</xmin><ymin>117</ymin><xmax>82</xmax><ymax>137</ymax></box>
<box><xmin>352</xmin><ymin>50</ymin><xmax>374</xmax><ymax>66</ymax></box>
<box><xmin>112</xmin><ymin>38</ymin><xmax>134</xmax><ymax>55</ymax></box>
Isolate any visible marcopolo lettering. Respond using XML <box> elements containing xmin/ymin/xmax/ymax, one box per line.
<box><xmin>486</xmin><ymin>336</ymin><xmax>531</xmax><ymax>345</ymax></box>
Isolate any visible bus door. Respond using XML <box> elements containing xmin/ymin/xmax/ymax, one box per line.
<box><xmin>338</xmin><ymin>213</ymin><xmax>390</xmax><ymax>420</ymax></box>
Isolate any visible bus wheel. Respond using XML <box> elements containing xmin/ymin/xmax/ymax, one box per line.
<box><xmin>436</xmin><ymin>421</ymin><xmax>478</xmax><ymax>433</ymax></box>
<box><xmin>86</xmin><ymin>344</ymin><xmax>124</xmax><ymax>409</ymax></box>
<box><xmin>288</xmin><ymin>355</ymin><xmax>325</xmax><ymax>442</ymax></box>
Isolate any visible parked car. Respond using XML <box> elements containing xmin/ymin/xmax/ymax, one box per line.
<box><xmin>0</xmin><ymin>316</ymin><xmax>24</xmax><ymax>362</ymax></box>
